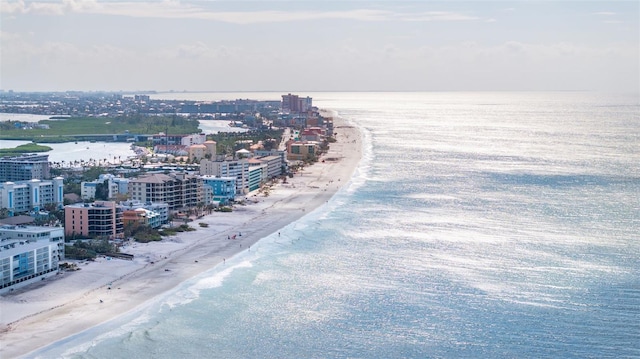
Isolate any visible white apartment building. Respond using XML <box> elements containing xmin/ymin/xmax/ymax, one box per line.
<box><xmin>200</xmin><ymin>159</ymin><xmax>250</xmax><ymax>195</ymax></box>
<box><xmin>152</xmin><ymin>133</ymin><xmax>206</xmax><ymax>146</ymax></box>
<box><xmin>0</xmin><ymin>177</ymin><xmax>64</xmax><ymax>215</ymax></box>
<box><xmin>0</xmin><ymin>225</ymin><xmax>65</xmax><ymax>294</ymax></box>
<box><xmin>257</xmin><ymin>155</ymin><xmax>284</xmax><ymax>179</ymax></box>
<box><xmin>81</xmin><ymin>174</ymin><xmax>129</xmax><ymax>200</ymax></box>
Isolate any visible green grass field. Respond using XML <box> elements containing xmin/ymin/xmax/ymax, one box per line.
<box><xmin>0</xmin><ymin>116</ymin><xmax>201</xmax><ymax>141</ymax></box>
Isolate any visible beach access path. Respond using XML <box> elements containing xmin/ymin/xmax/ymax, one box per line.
<box><xmin>0</xmin><ymin>116</ymin><xmax>362</xmax><ymax>358</ymax></box>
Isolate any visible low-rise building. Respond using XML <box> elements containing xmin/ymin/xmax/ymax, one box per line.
<box><xmin>153</xmin><ymin>144</ymin><xmax>188</xmax><ymax>156</ymax></box>
<box><xmin>122</xmin><ymin>208</ymin><xmax>163</xmax><ymax>229</ymax></box>
<box><xmin>200</xmin><ymin>176</ymin><xmax>236</xmax><ymax>204</ymax></box>
<box><xmin>299</xmin><ymin>128</ymin><xmax>325</xmax><ymax>142</ymax></box>
<box><xmin>188</xmin><ymin>140</ymin><xmax>216</xmax><ymax>162</ymax></box>
<box><xmin>286</xmin><ymin>141</ymin><xmax>320</xmax><ymax>161</ymax></box>
<box><xmin>0</xmin><ymin>225</ymin><xmax>65</xmax><ymax>294</ymax></box>
<box><xmin>119</xmin><ymin>200</ymin><xmax>169</xmax><ymax>225</ymax></box>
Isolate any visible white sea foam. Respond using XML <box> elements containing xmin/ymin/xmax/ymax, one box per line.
<box><xmin>42</xmin><ymin>92</ymin><xmax>639</xmax><ymax>359</ymax></box>
<box><xmin>163</xmin><ymin>260</ymin><xmax>253</xmax><ymax>309</ymax></box>
<box><xmin>54</xmin><ymin>309</ymin><xmax>156</xmax><ymax>358</ymax></box>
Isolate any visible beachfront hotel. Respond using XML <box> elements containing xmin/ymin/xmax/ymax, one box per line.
<box><xmin>0</xmin><ymin>225</ymin><xmax>64</xmax><ymax>294</ymax></box>
<box><xmin>64</xmin><ymin>201</ymin><xmax>124</xmax><ymax>240</ymax></box>
<box><xmin>0</xmin><ymin>154</ymin><xmax>51</xmax><ymax>182</ymax></box>
<box><xmin>0</xmin><ymin>177</ymin><xmax>64</xmax><ymax>216</ymax></box>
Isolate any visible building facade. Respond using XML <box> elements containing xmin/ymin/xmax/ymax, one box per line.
<box><xmin>286</xmin><ymin>141</ymin><xmax>320</xmax><ymax>161</ymax></box>
<box><xmin>200</xmin><ymin>160</ymin><xmax>250</xmax><ymax>195</ymax></box>
<box><xmin>128</xmin><ymin>173</ymin><xmax>203</xmax><ymax>210</ymax></box>
<box><xmin>64</xmin><ymin>201</ymin><xmax>124</xmax><ymax>239</ymax></box>
<box><xmin>257</xmin><ymin>155</ymin><xmax>285</xmax><ymax>179</ymax></box>
<box><xmin>152</xmin><ymin>133</ymin><xmax>206</xmax><ymax>146</ymax></box>
<box><xmin>122</xmin><ymin>208</ymin><xmax>163</xmax><ymax>229</ymax></box>
<box><xmin>0</xmin><ymin>154</ymin><xmax>51</xmax><ymax>182</ymax></box>
<box><xmin>0</xmin><ymin>225</ymin><xmax>65</xmax><ymax>294</ymax></box>
<box><xmin>248</xmin><ymin>164</ymin><xmax>266</xmax><ymax>192</ymax></box>
<box><xmin>200</xmin><ymin>176</ymin><xmax>236</xmax><ymax>204</ymax></box>
<box><xmin>81</xmin><ymin>174</ymin><xmax>129</xmax><ymax>200</ymax></box>
<box><xmin>119</xmin><ymin>200</ymin><xmax>169</xmax><ymax>225</ymax></box>
<box><xmin>0</xmin><ymin>177</ymin><xmax>64</xmax><ymax>215</ymax></box>
<box><xmin>281</xmin><ymin>93</ymin><xmax>313</xmax><ymax>114</ymax></box>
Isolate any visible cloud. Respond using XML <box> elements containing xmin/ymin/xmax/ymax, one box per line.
<box><xmin>392</xmin><ymin>11</ymin><xmax>479</xmax><ymax>22</ymax></box>
<box><xmin>1</xmin><ymin>0</ymin><xmax>96</xmax><ymax>15</ymax></box>
<box><xmin>591</xmin><ymin>11</ymin><xmax>623</xmax><ymax>24</ymax></box>
<box><xmin>0</xmin><ymin>1</ymin><xmax>483</xmax><ymax>24</ymax></box>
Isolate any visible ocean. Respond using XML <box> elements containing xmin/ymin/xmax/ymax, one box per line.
<box><xmin>32</xmin><ymin>92</ymin><xmax>639</xmax><ymax>358</ymax></box>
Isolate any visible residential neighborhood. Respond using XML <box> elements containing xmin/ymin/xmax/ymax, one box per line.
<box><xmin>0</xmin><ymin>93</ymin><xmax>335</xmax><ymax>294</ymax></box>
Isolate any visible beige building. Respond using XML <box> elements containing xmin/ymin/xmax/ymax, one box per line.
<box><xmin>188</xmin><ymin>140</ymin><xmax>216</xmax><ymax>162</ymax></box>
<box><xmin>286</xmin><ymin>140</ymin><xmax>320</xmax><ymax>161</ymax></box>
<box><xmin>128</xmin><ymin>173</ymin><xmax>203</xmax><ymax>210</ymax></box>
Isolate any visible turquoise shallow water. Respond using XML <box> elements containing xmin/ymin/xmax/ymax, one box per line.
<box><xmin>32</xmin><ymin>92</ymin><xmax>639</xmax><ymax>358</ymax></box>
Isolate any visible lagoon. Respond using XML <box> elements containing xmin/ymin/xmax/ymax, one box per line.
<box><xmin>0</xmin><ymin>139</ymin><xmax>136</xmax><ymax>164</ymax></box>
<box><xmin>1</xmin><ymin>113</ymin><xmax>246</xmax><ymax>164</ymax></box>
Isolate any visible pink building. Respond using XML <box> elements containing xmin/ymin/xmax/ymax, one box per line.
<box><xmin>64</xmin><ymin>201</ymin><xmax>124</xmax><ymax>239</ymax></box>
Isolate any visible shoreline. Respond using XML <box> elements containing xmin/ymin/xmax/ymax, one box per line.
<box><xmin>0</xmin><ymin>116</ymin><xmax>362</xmax><ymax>358</ymax></box>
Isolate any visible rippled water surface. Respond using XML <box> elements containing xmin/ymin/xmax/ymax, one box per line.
<box><xmin>35</xmin><ymin>92</ymin><xmax>639</xmax><ymax>358</ymax></box>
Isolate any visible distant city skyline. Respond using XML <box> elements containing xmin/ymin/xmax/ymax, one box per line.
<box><xmin>1</xmin><ymin>1</ymin><xmax>638</xmax><ymax>93</ymax></box>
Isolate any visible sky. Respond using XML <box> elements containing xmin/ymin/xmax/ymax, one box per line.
<box><xmin>1</xmin><ymin>1</ymin><xmax>638</xmax><ymax>93</ymax></box>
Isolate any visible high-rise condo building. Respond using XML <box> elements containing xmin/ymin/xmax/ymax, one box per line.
<box><xmin>0</xmin><ymin>154</ymin><xmax>51</xmax><ymax>182</ymax></box>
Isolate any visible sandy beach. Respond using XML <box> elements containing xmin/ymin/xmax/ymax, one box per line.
<box><xmin>0</xmin><ymin>116</ymin><xmax>362</xmax><ymax>358</ymax></box>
